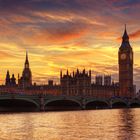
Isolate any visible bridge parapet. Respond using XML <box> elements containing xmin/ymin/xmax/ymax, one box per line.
<box><xmin>0</xmin><ymin>93</ymin><xmax>140</xmax><ymax>111</ymax></box>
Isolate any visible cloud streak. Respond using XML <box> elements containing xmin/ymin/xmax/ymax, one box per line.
<box><xmin>0</xmin><ymin>0</ymin><xmax>139</xmax><ymax>90</ymax></box>
<box><xmin>129</xmin><ymin>30</ymin><xmax>140</xmax><ymax>39</ymax></box>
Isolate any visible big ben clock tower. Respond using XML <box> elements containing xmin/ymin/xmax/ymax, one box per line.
<box><xmin>119</xmin><ymin>25</ymin><xmax>134</xmax><ymax>97</ymax></box>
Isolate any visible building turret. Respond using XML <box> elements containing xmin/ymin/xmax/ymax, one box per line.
<box><xmin>83</xmin><ymin>69</ymin><xmax>85</xmax><ymax>74</ymax></box>
<box><xmin>60</xmin><ymin>70</ymin><xmax>62</xmax><ymax>78</ymax></box>
<box><xmin>10</xmin><ymin>74</ymin><xmax>16</xmax><ymax>86</ymax></box>
<box><xmin>77</xmin><ymin>69</ymin><xmax>79</xmax><ymax>75</ymax></box>
<box><xmin>66</xmin><ymin>69</ymin><xmax>69</xmax><ymax>76</ymax></box>
<box><xmin>5</xmin><ymin>70</ymin><xmax>11</xmax><ymax>86</ymax></box>
<box><xmin>73</xmin><ymin>71</ymin><xmax>75</xmax><ymax>77</ymax></box>
<box><xmin>89</xmin><ymin>70</ymin><xmax>91</xmax><ymax>77</ymax></box>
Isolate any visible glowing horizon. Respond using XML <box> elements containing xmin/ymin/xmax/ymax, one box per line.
<box><xmin>0</xmin><ymin>0</ymin><xmax>140</xmax><ymax>90</ymax></box>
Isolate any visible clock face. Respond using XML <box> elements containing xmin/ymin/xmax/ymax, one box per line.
<box><xmin>120</xmin><ymin>53</ymin><xmax>126</xmax><ymax>60</ymax></box>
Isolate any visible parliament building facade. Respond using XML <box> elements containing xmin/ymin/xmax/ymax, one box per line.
<box><xmin>2</xmin><ymin>27</ymin><xmax>136</xmax><ymax>98</ymax></box>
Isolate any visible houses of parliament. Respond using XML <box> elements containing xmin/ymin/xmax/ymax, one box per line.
<box><xmin>2</xmin><ymin>27</ymin><xmax>136</xmax><ymax>98</ymax></box>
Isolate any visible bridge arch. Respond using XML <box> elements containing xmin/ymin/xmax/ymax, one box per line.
<box><xmin>111</xmin><ymin>99</ymin><xmax>128</xmax><ymax>108</ymax></box>
<box><xmin>129</xmin><ymin>100</ymin><xmax>140</xmax><ymax>108</ymax></box>
<box><xmin>45</xmin><ymin>98</ymin><xmax>82</xmax><ymax>111</ymax></box>
<box><xmin>86</xmin><ymin>99</ymin><xmax>109</xmax><ymax>109</ymax></box>
<box><xmin>0</xmin><ymin>98</ymin><xmax>39</xmax><ymax>112</ymax></box>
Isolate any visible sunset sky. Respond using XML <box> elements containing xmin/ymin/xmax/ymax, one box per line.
<box><xmin>0</xmin><ymin>0</ymin><xmax>140</xmax><ymax>89</ymax></box>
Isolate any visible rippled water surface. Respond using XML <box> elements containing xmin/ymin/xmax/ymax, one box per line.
<box><xmin>0</xmin><ymin>109</ymin><xmax>140</xmax><ymax>140</ymax></box>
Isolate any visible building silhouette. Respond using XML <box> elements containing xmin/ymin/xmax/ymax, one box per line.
<box><xmin>18</xmin><ymin>51</ymin><xmax>32</xmax><ymax>88</ymax></box>
<box><xmin>95</xmin><ymin>76</ymin><xmax>103</xmax><ymax>86</ymax></box>
<box><xmin>60</xmin><ymin>69</ymin><xmax>118</xmax><ymax>97</ymax></box>
<box><xmin>119</xmin><ymin>25</ymin><xmax>134</xmax><ymax>97</ymax></box>
<box><xmin>2</xmin><ymin>26</ymin><xmax>135</xmax><ymax>98</ymax></box>
<box><xmin>104</xmin><ymin>75</ymin><xmax>111</xmax><ymax>86</ymax></box>
<box><xmin>5</xmin><ymin>70</ymin><xmax>16</xmax><ymax>87</ymax></box>
<box><xmin>60</xmin><ymin>69</ymin><xmax>91</xmax><ymax>96</ymax></box>
<box><xmin>5</xmin><ymin>70</ymin><xmax>10</xmax><ymax>86</ymax></box>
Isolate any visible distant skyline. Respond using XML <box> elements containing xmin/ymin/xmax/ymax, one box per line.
<box><xmin>0</xmin><ymin>0</ymin><xmax>140</xmax><ymax>90</ymax></box>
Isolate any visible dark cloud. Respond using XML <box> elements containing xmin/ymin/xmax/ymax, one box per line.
<box><xmin>111</xmin><ymin>0</ymin><xmax>140</xmax><ymax>7</ymax></box>
<box><xmin>25</xmin><ymin>21</ymin><xmax>91</xmax><ymax>45</ymax></box>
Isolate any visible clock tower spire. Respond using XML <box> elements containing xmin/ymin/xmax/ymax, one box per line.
<box><xmin>119</xmin><ymin>25</ymin><xmax>134</xmax><ymax>97</ymax></box>
<box><xmin>22</xmin><ymin>51</ymin><xmax>32</xmax><ymax>88</ymax></box>
<box><xmin>25</xmin><ymin>51</ymin><xmax>29</xmax><ymax>68</ymax></box>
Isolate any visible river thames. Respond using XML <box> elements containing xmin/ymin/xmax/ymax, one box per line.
<box><xmin>0</xmin><ymin>109</ymin><xmax>140</xmax><ymax>140</ymax></box>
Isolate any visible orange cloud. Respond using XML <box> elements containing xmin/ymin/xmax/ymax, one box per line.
<box><xmin>26</xmin><ymin>25</ymin><xmax>90</xmax><ymax>45</ymax></box>
<box><xmin>129</xmin><ymin>30</ymin><xmax>140</xmax><ymax>39</ymax></box>
<box><xmin>0</xmin><ymin>51</ymin><xmax>15</xmax><ymax>59</ymax></box>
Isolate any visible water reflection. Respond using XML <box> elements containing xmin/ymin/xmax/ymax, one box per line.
<box><xmin>0</xmin><ymin>109</ymin><xmax>140</xmax><ymax>140</ymax></box>
<box><xmin>117</xmin><ymin>109</ymin><xmax>135</xmax><ymax>140</ymax></box>
<box><xmin>20</xmin><ymin>114</ymin><xmax>34</xmax><ymax>140</ymax></box>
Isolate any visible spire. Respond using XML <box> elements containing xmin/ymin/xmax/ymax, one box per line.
<box><xmin>6</xmin><ymin>70</ymin><xmax>10</xmax><ymax>79</ymax></box>
<box><xmin>77</xmin><ymin>68</ymin><xmax>79</xmax><ymax>74</ymax></box>
<box><xmin>7</xmin><ymin>70</ymin><xmax>9</xmax><ymax>74</ymax></box>
<box><xmin>60</xmin><ymin>70</ymin><xmax>62</xmax><ymax>78</ymax></box>
<box><xmin>11</xmin><ymin>74</ymin><xmax>16</xmax><ymax>86</ymax></box>
<box><xmin>5</xmin><ymin>70</ymin><xmax>10</xmax><ymax>86</ymax></box>
<box><xmin>25</xmin><ymin>51</ymin><xmax>29</xmax><ymax>64</ymax></box>
<box><xmin>18</xmin><ymin>73</ymin><xmax>20</xmax><ymax>79</ymax></box>
<box><xmin>122</xmin><ymin>24</ymin><xmax>129</xmax><ymax>42</ymax></box>
<box><xmin>89</xmin><ymin>69</ymin><xmax>91</xmax><ymax>77</ymax></box>
<box><xmin>12</xmin><ymin>74</ymin><xmax>14</xmax><ymax>78</ymax></box>
<box><xmin>120</xmin><ymin>24</ymin><xmax>131</xmax><ymax>48</ymax></box>
<box><xmin>83</xmin><ymin>69</ymin><xmax>85</xmax><ymax>74</ymax></box>
<box><xmin>66</xmin><ymin>69</ymin><xmax>69</xmax><ymax>76</ymax></box>
<box><xmin>25</xmin><ymin>51</ymin><xmax>29</xmax><ymax>68</ymax></box>
<box><xmin>73</xmin><ymin>71</ymin><xmax>75</xmax><ymax>77</ymax></box>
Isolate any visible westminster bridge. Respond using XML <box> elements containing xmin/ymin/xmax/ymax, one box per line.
<box><xmin>0</xmin><ymin>92</ymin><xmax>140</xmax><ymax>111</ymax></box>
